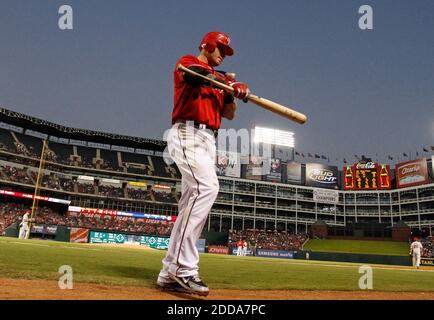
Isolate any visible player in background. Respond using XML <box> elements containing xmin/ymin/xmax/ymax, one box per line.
<box><xmin>18</xmin><ymin>210</ymin><xmax>32</xmax><ymax>239</ymax></box>
<box><xmin>157</xmin><ymin>31</ymin><xmax>249</xmax><ymax>296</ymax></box>
<box><xmin>236</xmin><ymin>239</ymin><xmax>243</xmax><ymax>256</ymax></box>
<box><xmin>410</xmin><ymin>237</ymin><xmax>423</xmax><ymax>269</ymax></box>
<box><xmin>242</xmin><ymin>239</ymin><xmax>248</xmax><ymax>256</ymax></box>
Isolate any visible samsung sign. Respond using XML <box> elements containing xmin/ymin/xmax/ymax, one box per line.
<box><xmin>306</xmin><ymin>163</ymin><xmax>339</xmax><ymax>189</ymax></box>
<box><xmin>256</xmin><ymin>249</ymin><xmax>294</xmax><ymax>259</ymax></box>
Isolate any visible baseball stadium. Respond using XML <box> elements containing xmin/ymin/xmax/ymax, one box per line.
<box><xmin>0</xmin><ymin>108</ymin><xmax>433</xmax><ymax>300</ymax></box>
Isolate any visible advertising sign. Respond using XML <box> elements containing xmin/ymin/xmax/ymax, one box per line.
<box><xmin>421</xmin><ymin>258</ymin><xmax>434</xmax><ymax>267</ymax></box>
<box><xmin>69</xmin><ymin>228</ymin><xmax>89</xmax><ymax>243</ymax></box>
<box><xmin>286</xmin><ymin>161</ymin><xmax>302</xmax><ymax>185</ymax></box>
<box><xmin>266</xmin><ymin>158</ymin><xmax>282</xmax><ymax>182</ymax></box>
<box><xmin>343</xmin><ymin>165</ymin><xmax>354</xmax><ymax>190</ymax></box>
<box><xmin>306</xmin><ymin>163</ymin><xmax>338</xmax><ymax>189</ymax></box>
<box><xmin>396</xmin><ymin>159</ymin><xmax>429</xmax><ymax>188</ymax></box>
<box><xmin>245</xmin><ymin>156</ymin><xmax>264</xmax><ymax>181</ymax></box>
<box><xmin>208</xmin><ymin>246</ymin><xmax>229</xmax><ymax>255</ymax></box>
<box><xmin>231</xmin><ymin>248</ymin><xmax>254</xmax><ymax>256</ymax></box>
<box><xmin>256</xmin><ymin>249</ymin><xmax>294</xmax><ymax>259</ymax></box>
<box><xmin>140</xmin><ymin>235</ymin><xmax>170</xmax><ymax>250</ymax></box>
<box><xmin>216</xmin><ymin>151</ymin><xmax>241</xmax><ymax>178</ymax></box>
<box><xmin>345</xmin><ymin>162</ymin><xmax>391</xmax><ymax>190</ymax></box>
<box><xmin>89</xmin><ymin>231</ymin><xmax>169</xmax><ymax>249</ymax></box>
<box><xmin>30</xmin><ymin>224</ymin><xmax>57</xmax><ymax>235</ymax></box>
<box><xmin>313</xmin><ymin>189</ymin><xmax>339</xmax><ymax>203</ymax></box>
<box><xmin>354</xmin><ymin>162</ymin><xmax>378</xmax><ymax>190</ymax></box>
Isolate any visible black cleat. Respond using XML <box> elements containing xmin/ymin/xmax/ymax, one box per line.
<box><xmin>169</xmin><ymin>274</ymin><xmax>210</xmax><ymax>296</ymax></box>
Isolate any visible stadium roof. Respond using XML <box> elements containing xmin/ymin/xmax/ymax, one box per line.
<box><xmin>0</xmin><ymin>107</ymin><xmax>166</xmax><ymax>151</ymax></box>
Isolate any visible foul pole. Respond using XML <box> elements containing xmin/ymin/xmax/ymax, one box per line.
<box><xmin>27</xmin><ymin>139</ymin><xmax>48</xmax><ymax>239</ymax></box>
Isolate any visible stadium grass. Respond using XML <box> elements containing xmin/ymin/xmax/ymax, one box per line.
<box><xmin>0</xmin><ymin>237</ymin><xmax>433</xmax><ymax>292</ymax></box>
<box><xmin>304</xmin><ymin>239</ymin><xmax>409</xmax><ymax>256</ymax></box>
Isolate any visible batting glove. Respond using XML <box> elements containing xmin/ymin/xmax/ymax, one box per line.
<box><xmin>229</xmin><ymin>81</ymin><xmax>250</xmax><ymax>101</ymax></box>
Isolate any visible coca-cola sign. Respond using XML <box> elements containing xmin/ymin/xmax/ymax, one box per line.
<box><xmin>396</xmin><ymin>159</ymin><xmax>428</xmax><ymax>188</ymax></box>
<box><xmin>347</xmin><ymin>162</ymin><xmax>390</xmax><ymax>190</ymax></box>
<box><xmin>356</xmin><ymin>162</ymin><xmax>376</xmax><ymax>169</ymax></box>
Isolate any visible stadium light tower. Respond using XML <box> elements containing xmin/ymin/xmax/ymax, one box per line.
<box><xmin>253</xmin><ymin>126</ymin><xmax>295</xmax><ymax>161</ymax></box>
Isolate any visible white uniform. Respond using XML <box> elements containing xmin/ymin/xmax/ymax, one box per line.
<box><xmin>242</xmin><ymin>241</ymin><xmax>248</xmax><ymax>256</ymax></box>
<box><xmin>18</xmin><ymin>212</ymin><xmax>30</xmax><ymax>239</ymax></box>
<box><xmin>236</xmin><ymin>242</ymin><xmax>243</xmax><ymax>256</ymax></box>
<box><xmin>410</xmin><ymin>240</ymin><xmax>423</xmax><ymax>268</ymax></box>
<box><xmin>158</xmin><ymin>122</ymin><xmax>219</xmax><ymax>282</ymax></box>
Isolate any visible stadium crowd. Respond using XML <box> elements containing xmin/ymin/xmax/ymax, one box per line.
<box><xmin>98</xmin><ymin>185</ymin><xmax>124</xmax><ymax>198</ymax></box>
<box><xmin>0</xmin><ymin>165</ymin><xmax>32</xmax><ymax>184</ymax></box>
<box><xmin>0</xmin><ymin>202</ymin><xmax>174</xmax><ymax>237</ymax></box>
<box><xmin>228</xmin><ymin>229</ymin><xmax>308</xmax><ymax>252</ymax></box>
<box><xmin>0</xmin><ymin>133</ymin><xmax>177</xmax><ymax>179</ymax></box>
<box><xmin>1</xmin><ymin>164</ymin><xmax>179</xmax><ymax>203</ymax></box>
<box><xmin>421</xmin><ymin>236</ymin><xmax>434</xmax><ymax>258</ymax></box>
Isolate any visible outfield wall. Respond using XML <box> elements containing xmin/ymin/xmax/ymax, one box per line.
<box><xmin>296</xmin><ymin>251</ymin><xmax>412</xmax><ymax>266</ymax></box>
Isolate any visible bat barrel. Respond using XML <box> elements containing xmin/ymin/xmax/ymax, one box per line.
<box><xmin>247</xmin><ymin>94</ymin><xmax>307</xmax><ymax>124</ymax></box>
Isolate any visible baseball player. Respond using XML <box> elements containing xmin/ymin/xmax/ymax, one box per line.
<box><xmin>242</xmin><ymin>239</ymin><xmax>248</xmax><ymax>256</ymax></box>
<box><xmin>410</xmin><ymin>237</ymin><xmax>423</xmax><ymax>269</ymax></box>
<box><xmin>236</xmin><ymin>239</ymin><xmax>243</xmax><ymax>256</ymax></box>
<box><xmin>157</xmin><ymin>31</ymin><xmax>249</xmax><ymax>296</ymax></box>
<box><xmin>18</xmin><ymin>210</ymin><xmax>31</xmax><ymax>239</ymax></box>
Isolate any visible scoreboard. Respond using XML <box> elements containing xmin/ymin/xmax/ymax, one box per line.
<box><xmin>344</xmin><ymin>162</ymin><xmax>390</xmax><ymax>190</ymax></box>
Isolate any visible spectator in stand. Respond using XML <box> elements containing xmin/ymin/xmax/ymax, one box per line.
<box><xmin>228</xmin><ymin>229</ymin><xmax>308</xmax><ymax>252</ymax></box>
<box><xmin>421</xmin><ymin>236</ymin><xmax>434</xmax><ymax>258</ymax></box>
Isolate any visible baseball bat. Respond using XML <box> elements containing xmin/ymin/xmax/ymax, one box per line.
<box><xmin>177</xmin><ymin>64</ymin><xmax>307</xmax><ymax>124</ymax></box>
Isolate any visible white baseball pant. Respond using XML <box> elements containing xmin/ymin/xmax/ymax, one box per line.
<box><xmin>19</xmin><ymin>224</ymin><xmax>29</xmax><ymax>239</ymax></box>
<box><xmin>158</xmin><ymin>122</ymin><xmax>219</xmax><ymax>282</ymax></box>
<box><xmin>413</xmin><ymin>252</ymin><xmax>421</xmax><ymax>267</ymax></box>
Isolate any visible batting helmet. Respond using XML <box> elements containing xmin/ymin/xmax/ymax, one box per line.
<box><xmin>199</xmin><ymin>31</ymin><xmax>234</xmax><ymax>56</ymax></box>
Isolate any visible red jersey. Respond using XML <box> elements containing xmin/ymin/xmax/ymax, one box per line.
<box><xmin>237</xmin><ymin>240</ymin><xmax>243</xmax><ymax>247</ymax></box>
<box><xmin>172</xmin><ymin>55</ymin><xmax>226</xmax><ymax>131</ymax></box>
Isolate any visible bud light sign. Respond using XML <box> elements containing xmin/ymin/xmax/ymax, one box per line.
<box><xmin>306</xmin><ymin>163</ymin><xmax>338</xmax><ymax>189</ymax></box>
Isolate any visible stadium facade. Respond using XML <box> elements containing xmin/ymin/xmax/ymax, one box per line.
<box><xmin>1</xmin><ymin>107</ymin><xmax>433</xmax><ymax>236</ymax></box>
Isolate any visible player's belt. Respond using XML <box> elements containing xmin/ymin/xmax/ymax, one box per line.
<box><xmin>174</xmin><ymin>120</ymin><xmax>218</xmax><ymax>137</ymax></box>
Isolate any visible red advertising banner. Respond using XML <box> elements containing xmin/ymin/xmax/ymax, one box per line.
<box><xmin>70</xmin><ymin>228</ymin><xmax>89</xmax><ymax>243</ymax></box>
<box><xmin>395</xmin><ymin>158</ymin><xmax>429</xmax><ymax>188</ymax></box>
<box><xmin>344</xmin><ymin>162</ymin><xmax>391</xmax><ymax>190</ymax></box>
<box><xmin>208</xmin><ymin>246</ymin><xmax>229</xmax><ymax>255</ymax></box>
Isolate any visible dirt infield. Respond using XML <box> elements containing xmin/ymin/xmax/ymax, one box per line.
<box><xmin>1</xmin><ymin>278</ymin><xmax>433</xmax><ymax>300</ymax></box>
